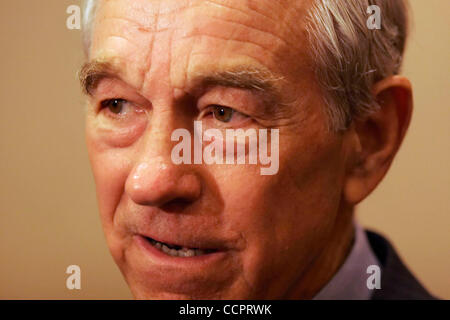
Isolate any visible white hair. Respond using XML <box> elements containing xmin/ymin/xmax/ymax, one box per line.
<box><xmin>81</xmin><ymin>0</ymin><xmax>409</xmax><ymax>131</ymax></box>
<box><xmin>82</xmin><ymin>0</ymin><xmax>97</xmax><ymax>55</ymax></box>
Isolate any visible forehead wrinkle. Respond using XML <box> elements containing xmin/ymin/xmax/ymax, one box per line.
<box><xmin>179</xmin><ymin>33</ymin><xmax>284</xmax><ymax>68</ymax></box>
<box><xmin>98</xmin><ymin>32</ymin><xmax>142</xmax><ymax>53</ymax></box>
<box><xmin>204</xmin><ymin>0</ymin><xmax>307</xmax><ymax>47</ymax></box>
<box><xmin>201</xmin><ymin>0</ymin><xmax>297</xmax><ymax>46</ymax></box>
<box><xmin>99</xmin><ymin>15</ymin><xmax>156</xmax><ymax>32</ymax></box>
<box><xmin>180</xmin><ymin>14</ymin><xmax>290</xmax><ymax>51</ymax></box>
<box><xmin>98</xmin><ymin>0</ymin><xmax>202</xmax><ymax>33</ymax></box>
<box><xmin>97</xmin><ymin>0</ymin><xmax>156</xmax><ymax>25</ymax></box>
<box><xmin>171</xmin><ymin>4</ymin><xmax>308</xmax><ymax>81</ymax></box>
<box><xmin>204</xmin><ymin>0</ymin><xmax>277</xmax><ymax>24</ymax></box>
<box><xmin>177</xmin><ymin>3</ymin><xmax>293</xmax><ymax>50</ymax></box>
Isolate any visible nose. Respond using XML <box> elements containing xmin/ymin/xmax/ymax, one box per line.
<box><xmin>126</xmin><ymin>157</ymin><xmax>201</xmax><ymax>207</ymax></box>
<box><xmin>124</xmin><ymin>105</ymin><xmax>201</xmax><ymax>208</ymax></box>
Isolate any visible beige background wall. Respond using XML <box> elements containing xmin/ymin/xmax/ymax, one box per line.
<box><xmin>0</xmin><ymin>0</ymin><xmax>448</xmax><ymax>299</ymax></box>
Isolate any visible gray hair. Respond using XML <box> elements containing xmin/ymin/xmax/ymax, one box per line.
<box><xmin>82</xmin><ymin>0</ymin><xmax>409</xmax><ymax>131</ymax></box>
<box><xmin>305</xmin><ymin>0</ymin><xmax>409</xmax><ymax>130</ymax></box>
<box><xmin>82</xmin><ymin>0</ymin><xmax>97</xmax><ymax>55</ymax></box>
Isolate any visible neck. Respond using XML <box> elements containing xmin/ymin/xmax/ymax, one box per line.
<box><xmin>285</xmin><ymin>203</ymin><xmax>355</xmax><ymax>299</ymax></box>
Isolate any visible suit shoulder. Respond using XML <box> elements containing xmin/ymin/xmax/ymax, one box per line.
<box><xmin>365</xmin><ymin>230</ymin><xmax>438</xmax><ymax>300</ymax></box>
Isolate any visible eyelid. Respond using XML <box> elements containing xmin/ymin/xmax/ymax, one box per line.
<box><xmin>100</xmin><ymin>98</ymin><xmax>126</xmax><ymax>108</ymax></box>
<box><xmin>98</xmin><ymin>98</ymin><xmax>145</xmax><ymax>114</ymax></box>
<box><xmin>199</xmin><ymin>104</ymin><xmax>248</xmax><ymax>117</ymax></box>
<box><xmin>198</xmin><ymin>105</ymin><xmax>252</xmax><ymax>130</ymax></box>
<box><xmin>98</xmin><ymin>98</ymin><xmax>147</xmax><ymax>123</ymax></box>
<box><xmin>92</xmin><ymin>81</ymin><xmax>152</xmax><ymax>111</ymax></box>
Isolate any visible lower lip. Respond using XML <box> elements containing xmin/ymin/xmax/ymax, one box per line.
<box><xmin>134</xmin><ymin>235</ymin><xmax>227</xmax><ymax>267</ymax></box>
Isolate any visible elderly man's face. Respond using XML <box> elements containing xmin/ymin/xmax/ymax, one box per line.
<box><xmin>85</xmin><ymin>0</ymin><xmax>355</xmax><ymax>299</ymax></box>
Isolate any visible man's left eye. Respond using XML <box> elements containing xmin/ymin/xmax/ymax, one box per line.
<box><xmin>212</xmin><ymin>105</ymin><xmax>234</xmax><ymax>122</ymax></box>
<box><xmin>203</xmin><ymin>105</ymin><xmax>249</xmax><ymax>125</ymax></box>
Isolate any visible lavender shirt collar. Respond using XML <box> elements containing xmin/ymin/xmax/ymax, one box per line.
<box><xmin>313</xmin><ymin>220</ymin><xmax>380</xmax><ymax>300</ymax></box>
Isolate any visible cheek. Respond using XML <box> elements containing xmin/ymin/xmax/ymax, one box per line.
<box><xmin>216</xmin><ymin>130</ymin><xmax>345</xmax><ymax>237</ymax></box>
<box><xmin>86</xmin><ymin>126</ymin><xmax>133</xmax><ymax>227</ymax></box>
<box><xmin>211</xmin><ymin>133</ymin><xmax>346</xmax><ymax>296</ymax></box>
<box><xmin>275</xmin><ymin>132</ymin><xmax>346</xmax><ymax>244</ymax></box>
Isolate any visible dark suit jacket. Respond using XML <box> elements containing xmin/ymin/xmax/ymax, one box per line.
<box><xmin>366</xmin><ymin>230</ymin><xmax>437</xmax><ymax>300</ymax></box>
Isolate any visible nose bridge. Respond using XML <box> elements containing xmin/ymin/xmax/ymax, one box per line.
<box><xmin>138</xmin><ymin>91</ymin><xmax>195</xmax><ymax>163</ymax></box>
<box><xmin>146</xmin><ymin>99</ymin><xmax>177</xmax><ymax>154</ymax></box>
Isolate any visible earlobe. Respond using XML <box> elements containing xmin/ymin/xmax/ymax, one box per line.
<box><xmin>343</xmin><ymin>76</ymin><xmax>413</xmax><ymax>206</ymax></box>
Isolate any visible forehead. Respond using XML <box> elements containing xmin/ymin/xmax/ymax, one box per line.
<box><xmin>90</xmin><ymin>0</ymin><xmax>311</xmax><ymax>95</ymax></box>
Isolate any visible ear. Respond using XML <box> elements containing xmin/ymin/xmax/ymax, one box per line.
<box><xmin>343</xmin><ymin>75</ymin><xmax>413</xmax><ymax>205</ymax></box>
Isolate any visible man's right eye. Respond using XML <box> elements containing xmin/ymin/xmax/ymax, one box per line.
<box><xmin>100</xmin><ymin>98</ymin><xmax>127</xmax><ymax>114</ymax></box>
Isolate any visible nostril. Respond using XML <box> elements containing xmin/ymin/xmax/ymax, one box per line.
<box><xmin>160</xmin><ymin>198</ymin><xmax>193</xmax><ymax>213</ymax></box>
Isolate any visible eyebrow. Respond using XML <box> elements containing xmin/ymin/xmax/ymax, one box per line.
<box><xmin>78</xmin><ymin>59</ymin><xmax>284</xmax><ymax>105</ymax></box>
<box><xmin>78</xmin><ymin>59</ymin><xmax>123</xmax><ymax>95</ymax></box>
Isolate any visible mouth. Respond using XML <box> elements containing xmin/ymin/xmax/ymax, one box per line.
<box><xmin>143</xmin><ymin>236</ymin><xmax>218</xmax><ymax>257</ymax></box>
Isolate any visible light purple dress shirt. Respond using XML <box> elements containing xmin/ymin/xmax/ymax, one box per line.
<box><xmin>313</xmin><ymin>220</ymin><xmax>380</xmax><ymax>300</ymax></box>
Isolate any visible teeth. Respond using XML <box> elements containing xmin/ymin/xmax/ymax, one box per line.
<box><xmin>185</xmin><ymin>250</ymin><xmax>195</xmax><ymax>257</ymax></box>
<box><xmin>161</xmin><ymin>244</ymin><xmax>171</xmax><ymax>254</ymax></box>
<box><xmin>149</xmin><ymin>239</ymin><xmax>209</xmax><ymax>257</ymax></box>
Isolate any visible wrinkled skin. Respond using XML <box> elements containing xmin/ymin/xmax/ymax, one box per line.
<box><xmin>84</xmin><ymin>0</ymin><xmax>412</xmax><ymax>299</ymax></box>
